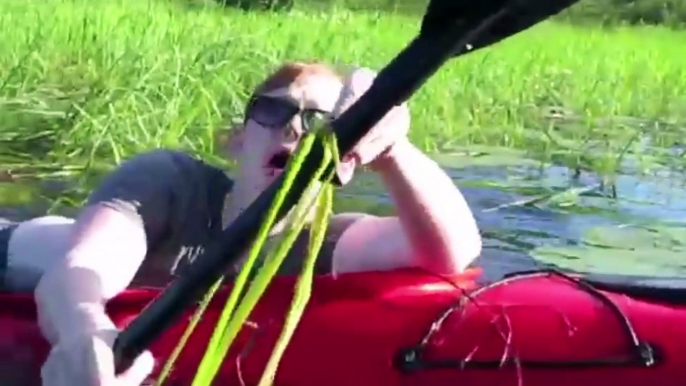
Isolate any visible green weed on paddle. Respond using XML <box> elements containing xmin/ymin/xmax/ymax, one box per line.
<box><xmin>154</xmin><ymin>119</ymin><xmax>340</xmax><ymax>386</ymax></box>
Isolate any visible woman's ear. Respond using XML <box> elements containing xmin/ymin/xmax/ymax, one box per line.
<box><xmin>216</xmin><ymin>123</ymin><xmax>246</xmax><ymax>157</ymax></box>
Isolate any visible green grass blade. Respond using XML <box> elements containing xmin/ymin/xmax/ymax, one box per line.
<box><xmin>256</xmin><ymin>176</ymin><xmax>334</xmax><ymax>386</ymax></box>
<box><xmin>189</xmin><ymin>132</ymin><xmax>323</xmax><ymax>386</ymax></box>
<box><xmin>154</xmin><ymin>277</ymin><xmax>223</xmax><ymax>386</ymax></box>
<box><xmin>193</xmin><ymin>143</ymin><xmax>332</xmax><ymax>385</ymax></box>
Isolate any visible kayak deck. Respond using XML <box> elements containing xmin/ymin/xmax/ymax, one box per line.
<box><xmin>1</xmin><ymin>268</ymin><xmax>686</xmax><ymax>386</ymax></box>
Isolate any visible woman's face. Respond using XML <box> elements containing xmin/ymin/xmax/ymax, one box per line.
<box><xmin>231</xmin><ymin>70</ymin><xmax>344</xmax><ymax>197</ymax></box>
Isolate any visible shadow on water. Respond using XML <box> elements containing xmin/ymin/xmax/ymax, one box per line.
<box><xmin>2</xmin><ymin>141</ymin><xmax>686</xmax><ymax>284</ymax></box>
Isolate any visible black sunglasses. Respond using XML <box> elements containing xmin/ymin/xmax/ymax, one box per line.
<box><xmin>245</xmin><ymin>96</ymin><xmax>331</xmax><ymax>132</ymax></box>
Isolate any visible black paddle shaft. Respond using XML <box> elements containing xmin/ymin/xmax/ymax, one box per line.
<box><xmin>112</xmin><ymin>20</ymin><xmax>500</xmax><ymax>370</ymax></box>
<box><xmin>113</xmin><ymin>0</ymin><xmax>581</xmax><ymax>371</ymax></box>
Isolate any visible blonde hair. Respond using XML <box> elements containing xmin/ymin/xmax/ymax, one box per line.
<box><xmin>222</xmin><ymin>61</ymin><xmax>376</xmax><ymax>146</ymax></box>
<box><xmin>245</xmin><ymin>61</ymin><xmax>343</xmax><ymax>115</ymax></box>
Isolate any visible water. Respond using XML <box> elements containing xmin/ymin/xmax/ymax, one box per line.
<box><xmin>336</xmin><ymin>146</ymin><xmax>686</xmax><ymax>283</ymax></box>
<box><xmin>2</xmin><ymin>146</ymin><xmax>686</xmax><ymax>285</ymax></box>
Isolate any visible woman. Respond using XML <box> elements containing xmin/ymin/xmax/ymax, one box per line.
<box><xmin>0</xmin><ymin>62</ymin><xmax>482</xmax><ymax>386</ymax></box>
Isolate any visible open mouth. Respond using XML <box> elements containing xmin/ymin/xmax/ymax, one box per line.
<box><xmin>267</xmin><ymin>149</ymin><xmax>292</xmax><ymax>171</ymax></box>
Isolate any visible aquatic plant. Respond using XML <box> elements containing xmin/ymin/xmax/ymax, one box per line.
<box><xmin>155</xmin><ymin>121</ymin><xmax>339</xmax><ymax>385</ymax></box>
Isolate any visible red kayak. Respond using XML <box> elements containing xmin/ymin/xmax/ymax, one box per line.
<box><xmin>2</xmin><ymin>268</ymin><xmax>686</xmax><ymax>386</ymax></box>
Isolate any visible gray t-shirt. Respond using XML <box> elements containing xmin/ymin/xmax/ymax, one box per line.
<box><xmin>87</xmin><ymin>150</ymin><xmax>362</xmax><ymax>287</ymax></box>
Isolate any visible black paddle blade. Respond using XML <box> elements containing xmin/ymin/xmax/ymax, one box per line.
<box><xmin>420</xmin><ymin>0</ymin><xmax>581</xmax><ymax>57</ymax></box>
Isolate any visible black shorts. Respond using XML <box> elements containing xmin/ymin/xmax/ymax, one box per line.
<box><xmin>0</xmin><ymin>220</ymin><xmax>17</xmax><ymax>286</ymax></box>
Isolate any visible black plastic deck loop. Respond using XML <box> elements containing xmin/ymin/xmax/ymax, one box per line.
<box><xmin>394</xmin><ymin>268</ymin><xmax>660</xmax><ymax>373</ymax></box>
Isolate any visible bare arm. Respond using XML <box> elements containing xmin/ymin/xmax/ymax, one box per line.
<box><xmin>333</xmin><ymin>139</ymin><xmax>482</xmax><ymax>275</ymax></box>
<box><xmin>35</xmin><ymin>206</ymin><xmax>149</xmax><ymax>342</ymax></box>
<box><xmin>34</xmin><ymin>150</ymin><xmax>180</xmax><ymax>343</ymax></box>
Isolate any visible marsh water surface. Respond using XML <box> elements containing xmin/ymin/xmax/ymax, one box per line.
<box><xmin>2</xmin><ymin>144</ymin><xmax>685</xmax><ymax>285</ymax></box>
<box><xmin>337</xmin><ymin>144</ymin><xmax>686</xmax><ymax>283</ymax></box>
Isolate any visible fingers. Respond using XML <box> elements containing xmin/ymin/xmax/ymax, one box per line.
<box><xmin>335</xmin><ymin>65</ymin><xmax>411</xmax><ymax>168</ymax></box>
<box><xmin>350</xmin><ymin>109</ymin><xmax>404</xmax><ymax>165</ymax></box>
<box><xmin>335</xmin><ymin>157</ymin><xmax>357</xmax><ymax>185</ymax></box>
<box><xmin>117</xmin><ymin>351</ymin><xmax>155</xmax><ymax>386</ymax></box>
<box><xmin>333</xmin><ymin>66</ymin><xmax>377</xmax><ymax>118</ymax></box>
<box><xmin>346</xmin><ymin>67</ymin><xmax>376</xmax><ymax>95</ymax></box>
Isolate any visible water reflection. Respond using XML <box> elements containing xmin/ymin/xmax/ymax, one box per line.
<box><xmin>2</xmin><ymin>146</ymin><xmax>685</xmax><ymax>283</ymax></box>
<box><xmin>337</xmin><ymin>147</ymin><xmax>686</xmax><ymax>281</ymax></box>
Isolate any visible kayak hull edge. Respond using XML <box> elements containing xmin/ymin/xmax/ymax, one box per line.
<box><xmin>1</xmin><ymin>268</ymin><xmax>685</xmax><ymax>386</ymax></box>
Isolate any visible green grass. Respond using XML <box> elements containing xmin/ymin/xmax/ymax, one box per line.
<box><xmin>208</xmin><ymin>0</ymin><xmax>686</xmax><ymax>28</ymax></box>
<box><xmin>1</xmin><ymin>0</ymin><xmax>685</xmax><ymax>195</ymax></box>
